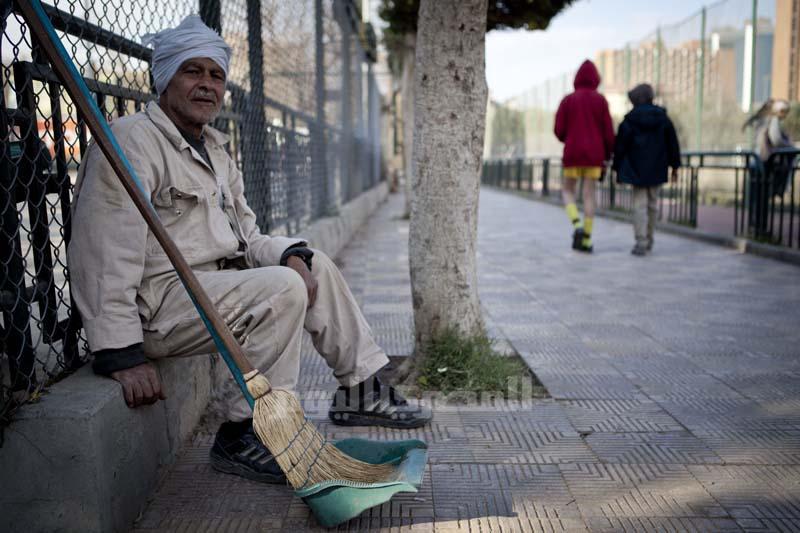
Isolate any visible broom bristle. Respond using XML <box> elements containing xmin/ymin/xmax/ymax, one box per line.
<box><xmin>246</xmin><ymin>373</ymin><xmax>398</xmax><ymax>489</ymax></box>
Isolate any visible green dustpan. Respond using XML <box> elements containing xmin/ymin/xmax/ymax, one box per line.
<box><xmin>296</xmin><ymin>438</ymin><xmax>429</xmax><ymax>528</ymax></box>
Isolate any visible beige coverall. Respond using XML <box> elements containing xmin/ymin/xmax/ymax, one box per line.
<box><xmin>68</xmin><ymin>102</ymin><xmax>388</xmax><ymax>420</ymax></box>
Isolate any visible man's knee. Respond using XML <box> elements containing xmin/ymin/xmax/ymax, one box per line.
<box><xmin>241</xmin><ymin>266</ymin><xmax>309</xmax><ymax>313</ymax></box>
<box><xmin>277</xmin><ymin>267</ymin><xmax>309</xmax><ymax>311</ymax></box>
<box><xmin>309</xmin><ymin>248</ymin><xmax>334</xmax><ymax>275</ymax></box>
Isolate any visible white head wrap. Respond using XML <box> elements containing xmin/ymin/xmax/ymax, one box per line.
<box><xmin>142</xmin><ymin>15</ymin><xmax>232</xmax><ymax>95</ymax></box>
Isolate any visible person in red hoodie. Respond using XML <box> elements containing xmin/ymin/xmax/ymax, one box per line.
<box><xmin>554</xmin><ymin>60</ymin><xmax>615</xmax><ymax>253</ymax></box>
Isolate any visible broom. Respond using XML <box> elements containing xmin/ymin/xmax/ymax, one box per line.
<box><xmin>16</xmin><ymin>0</ymin><xmax>396</xmax><ymax>489</ymax></box>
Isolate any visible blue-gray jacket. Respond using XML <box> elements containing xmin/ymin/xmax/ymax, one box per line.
<box><xmin>613</xmin><ymin>104</ymin><xmax>681</xmax><ymax>186</ymax></box>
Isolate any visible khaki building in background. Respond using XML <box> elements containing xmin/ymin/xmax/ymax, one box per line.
<box><xmin>772</xmin><ymin>0</ymin><xmax>800</xmax><ymax>101</ymax></box>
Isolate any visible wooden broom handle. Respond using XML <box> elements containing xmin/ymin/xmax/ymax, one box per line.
<box><xmin>17</xmin><ymin>0</ymin><xmax>257</xmax><ymax>377</ymax></box>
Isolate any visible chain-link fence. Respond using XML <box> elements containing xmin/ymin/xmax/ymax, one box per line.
<box><xmin>484</xmin><ymin>73</ymin><xmax>572</xmax><ymax>159</ymax></box>
<box><xmin>0</xmin><ymin>0</ymin><xmax>384</xmax><ymax>430</ymax></box>
<box><xmin>486</xmin><ymin>0</ymin><xmax>779</xmax><ymax>157</ymax></box>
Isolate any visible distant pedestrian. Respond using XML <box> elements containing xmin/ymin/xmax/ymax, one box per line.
<box><xmin>742</xmin><ymin>100</ymin><xmax>795</xmax><ymax>237</ymax></box>
<box><xmin>744</xmin><ymin>99</ymin><xmax>793</xmax><ymax>165</ymax></box>
<box><xmin>554</xmin><ymin>60</ymin><xmax>615</xmax><ymax>253</ymax></box>
<box><xmin>612</xmin><ymin>83</ymin><xmax>681</xmax><ymax>256</ymax></box>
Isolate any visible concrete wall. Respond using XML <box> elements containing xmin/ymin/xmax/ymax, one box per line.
<box><xmin>0</xmin><ymin>182</ymin><xmax>389</xmax><ymax>533</ymax></box>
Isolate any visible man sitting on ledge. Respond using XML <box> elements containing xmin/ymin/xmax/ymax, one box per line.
<box><xmin>67</xmin><ymin>15</ymin><xmax>431</xmax><ymax>485</ymax></box>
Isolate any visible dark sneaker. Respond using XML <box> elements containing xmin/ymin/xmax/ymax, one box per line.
<box><xmin>631</xmin><ymin>244</ymin><xmax>647</xmax><ymax>256</ymax></box>
<box><xmin>329</xmin><ymin>377</ymin><xmax>432</xmax><ymax>429</ymax></box>
<box><xmin>646</xmin><ymin>238</ymin><xmax>654</xmax><ymax>251</ymax></box>
<box><xmin>210</xmin><ymin>420</ymin><xmax>286</xmax><ymax>484</ymax></box>
<box><xmin>571</xmin><ymin>227</ymin><xmax>585</xmax><ymax>250</ymax></box>
<box><xmin>573</xmin><ymin>232</ymin><xmax>593</xmax><ymax>253</ymax></box>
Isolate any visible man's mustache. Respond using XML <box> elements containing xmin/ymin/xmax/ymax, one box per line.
<box><xmin>193</xmin><ymin>90</ymin><xmax>217</xmax><ymax>103</ymax></box>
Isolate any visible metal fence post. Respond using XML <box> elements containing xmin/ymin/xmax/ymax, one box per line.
<box><xmin>542</xmin><ymin>158</ymin><xmax>550</xmax><ymax>196</ymax></box>
<box><xmin>337</xmin><ymin>0</ymin><xmax>353</xmax><ymax>203</ymax></box>
<box><xmin>695</xmin><ymin>6</ymin><xmax>706</xmax><ymax>150</ymax></box>
<box><xmin>748</xmin><ymin>0</ymin><xmax>758</xmax><ymax>115</ymax></box>
<box><xmin>609</xmin><ymin>171</ymin><xmax>616</xmax><ymax>209</ymax></box>
<box><xmin>241</xmin><ymin>0</ymin><xmax>273</xmax><ymax>231</ymax></box>
<box><xmin>199</xmin><ymin>0</ymin><xmax>222</xmax><ymax>33</ymax></box>
<box><xmin>655</xmin><ymin>26</ymin><xmax>662</xmax><ymax>96</ymax></box>
<box><xmin>314</xmin><ymin>0</ymin><xmax>332</xmax><ymax>216</ymax></box>
<box><xmin>367</xmin><ymin>63</ymin><xmax>375</xmax><ymax>188</ymax></box>
<box><xmin>528</xmin><ymin>160</ymin><xmax>534</xmax><ymax>192</ymax></box>
<box><xmin>625</xmin><ymin>44</ymin><xmax>631</xmax><ymax>88</ymax></box>
<box><xmin>0</xmin><ymin>81</ymin><xmax>36</xmax><ymax>394</ymax></box>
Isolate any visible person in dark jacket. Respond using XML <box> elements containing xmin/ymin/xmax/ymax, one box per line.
<box><xmin>613</xmin><ymin>83</ymin><xmax>681</xmax><ymax>255</ymax></box>
<box><xmin>554</xmin><ymin>60</ymin><xmax>615</xmax><ymax>253</ymax></box>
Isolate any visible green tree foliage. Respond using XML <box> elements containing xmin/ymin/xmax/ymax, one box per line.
<box><xmin>379</xmin><ymin>0</ymin><xmax>573</xmax><ymax>71</ymax></box>
<box><xmin>379</xmin><ymin>0</ymin><xmax>571</xmax><ymax>33</ymax></box>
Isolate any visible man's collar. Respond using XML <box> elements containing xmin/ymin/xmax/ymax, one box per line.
<box><xmin>144</xmin><ymin>101</ymin><xmax>230</xmax><ymax>149</ymax></box>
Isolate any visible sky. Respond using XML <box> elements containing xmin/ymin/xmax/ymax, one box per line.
<box><xmin>485</xmin><ymin>0</ymin><xmax>710</xmax><ymax>102</ymax></box>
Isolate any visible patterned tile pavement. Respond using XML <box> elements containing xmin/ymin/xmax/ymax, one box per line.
<box><xmin>133</xmin><ymin>189</ymin><xmax>800</xmax><ymax>532</ymax></box>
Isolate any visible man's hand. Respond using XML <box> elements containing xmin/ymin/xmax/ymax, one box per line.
<box><xmin>110</xmin><ymin>362</ymin><xmax>166</xmax><ymax>408</ymax></box>
<box><xmin>670</xmin><ymin>168</ymin><xmax>679</xmax><ymax>183</ymax></box>
<box><xmin>287</xmin><ymin>255</ymin><xmax>318</xmax><ymax>308</ymax></box>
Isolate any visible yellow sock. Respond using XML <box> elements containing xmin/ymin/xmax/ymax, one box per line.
<box><xmin>583</xmin><ymin>217</ymin><xmax>594</xmax><ymax>245</ymax></box>
<box><xmin>565</xmin><ymin>203</ymin><xmax>581</xmax><ymax>228</ymax></box>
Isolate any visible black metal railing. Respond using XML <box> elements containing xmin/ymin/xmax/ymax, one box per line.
<box><xmin>483</xmin><ymin>150</ymin><xmax>800</xmax><ymax>249</ymax></box>
<box><xmin>0</xmin><ymin>0</ymin><xmax>385</xmax><ymax>427</ymax></box>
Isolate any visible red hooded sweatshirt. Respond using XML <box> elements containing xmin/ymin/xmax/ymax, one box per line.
<box><xmin>554</xmin><ymin>60</ymin><xmax>615</xmax><ymax>168</ymax></box>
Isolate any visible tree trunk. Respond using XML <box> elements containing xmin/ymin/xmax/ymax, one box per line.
<box><xmin>400</xmin><ymin>32</ymin><xmax>416</xmax><ymax>218</ymax></box>
<box><xmin>409</xmin><ymin>0</ymin><xmax>488</xmax><ymax>356</ymax></box>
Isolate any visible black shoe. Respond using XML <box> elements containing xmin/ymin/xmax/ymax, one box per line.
<box><xmin>329</xmin><ymin>376</ymin><xmax>432</xmax><ymax>428</ymax></box>
<box><xmin>631</xmin><ymin>244</ymin><xmax>647</xmax><ymax>256</ymax></box>
<box><xmin>210</xmin><ymin>420</ymin><xmax>286</xmax><ymax>484</ymax></box>
<box><xmin>573</xmin><ymin>231</ymin><xmax>593</xmax><ymax>253</ymax></box>
<box><xmin>571</xmin><ymin>228</ymin><xmax>585</xmax><ymax>250</ymax></box>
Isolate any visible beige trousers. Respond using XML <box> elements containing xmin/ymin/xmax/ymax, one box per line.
<box><xmin>142</xmin><ymin>249</ymin><xmax>389</xmax><ymax>421</ymax></box>
<box><xmin>632</xmin><ymin>185</ymin><xmax>659</xmax><ymax>246</ymax></box>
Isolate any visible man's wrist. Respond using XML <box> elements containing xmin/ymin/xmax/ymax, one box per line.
<box><xmin>286</xmin><ymin>255</ymin><xmax>308</xmax><ymax>270</ymax></box>
<box><xmin>280</xmin><ymin>246</ymin><xmax>313</xmax><ymax>270</ymax></box>
<box><xmin>92</xmin><ymin>343</ymin><xmax>147</xmax><ymax>376</ymax></box>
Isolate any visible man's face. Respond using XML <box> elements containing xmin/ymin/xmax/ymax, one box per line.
<box><xmin>159</xmin><ymin>57</ymin><xmax>225</xmax><ymax>135</ymax></box>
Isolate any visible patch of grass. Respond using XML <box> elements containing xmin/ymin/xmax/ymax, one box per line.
<box><xmin>415</xmin><ymin>329</ymin><xmax>546</xmax><ymax>401</ymax></box>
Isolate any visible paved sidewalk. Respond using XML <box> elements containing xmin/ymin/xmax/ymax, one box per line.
<box><xmin>133</xmin><ymin>188</ymin><xmax>800</xmax><ymax>532</ymax></box>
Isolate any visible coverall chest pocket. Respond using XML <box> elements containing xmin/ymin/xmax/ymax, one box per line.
<box><xmin>148</xmin><ymin>185</ymin><xmax>205</xmax><ymax>255</ymax></box>
<box><xmin>153</xmin><ymin>185</ymin><xmax>203</xmax><ymax>212</ymax></box>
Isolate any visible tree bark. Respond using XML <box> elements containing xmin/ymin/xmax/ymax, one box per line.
<box><xmin>409</xmin><ymin>0</ymin><xmax>488</xmax><ymax>355</ymax></box>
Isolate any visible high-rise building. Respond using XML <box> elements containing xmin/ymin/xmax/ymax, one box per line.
<box><xmin>772</xmin><ymin>0</ymin><xmax>800</xmax><ymax>100</ymax></box>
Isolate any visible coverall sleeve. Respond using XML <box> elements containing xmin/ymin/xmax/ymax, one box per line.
<box><xmin>67</xmin><ymin>122</ymin><xmax>157</xmax><ymax>352</ymax></box>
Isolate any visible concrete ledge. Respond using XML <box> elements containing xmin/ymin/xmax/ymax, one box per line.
<box><xmin>0</xmin><ymin>355</ymin><xmax>212</xmax><ymax>533</ymax></box>
<box><xmin>0</xmin><ymin>183</ymin><xmax>390</xmax><ymax>533</ymax></box>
